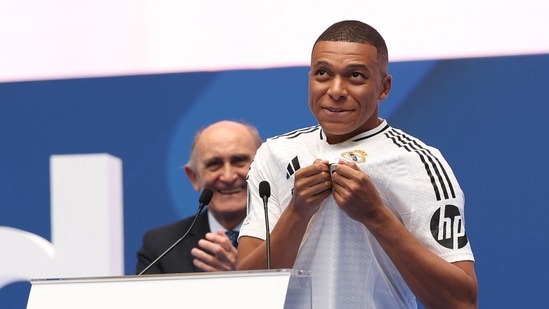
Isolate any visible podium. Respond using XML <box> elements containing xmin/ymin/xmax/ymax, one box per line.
<box><xmin>26</xmin><ymin>269</ymin><xmax>311</xmax><ymax>309</ymax></box>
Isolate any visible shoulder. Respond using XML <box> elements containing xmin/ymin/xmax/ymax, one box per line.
<box><xmin>257</xmin><ymin>125</ymin><xmax>322</xmax><ymax>157</ymax></box>
<box><xmin>252</xmin><ymin>125</ymin><xmax>321</xmax><ymax>167</ymax></box>
<box><xmin>382</xmin><ymin>126</ymin><xmax>434</xmax><ymax>151</ymax></box>
<box><xmin>268</xmin><ymin>125</ymin><xmax>322</xmax><ymax>143</ymax></box>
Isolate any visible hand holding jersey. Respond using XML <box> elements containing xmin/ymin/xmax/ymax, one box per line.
<box><xmin>329</xmin><ymin>159</ymin><xmax>386</xmax><ymax>224</ymax></box>
<box><xmin>290</xmin><ymin>159</ymin><xmax>332</xmax><ymax>219</ymax></box>
<box><xmin>295</xmin><ymin>158</ymin><xmax>384</xmax><ymax>225</ymax></box>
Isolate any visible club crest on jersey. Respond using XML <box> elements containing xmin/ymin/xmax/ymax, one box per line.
<box><xmin>341</xmin><ymin>150</ymin><xmax>368</xmax><ymax>163</ymax></box>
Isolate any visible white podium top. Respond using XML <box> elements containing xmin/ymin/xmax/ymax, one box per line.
<box><xmin>27</xmin><ymin>269</ymin><xmax>311</xmax><ymax>309</ymax></box>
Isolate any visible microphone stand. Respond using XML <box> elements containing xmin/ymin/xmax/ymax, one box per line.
<box><xmin>259</xmin><ymin>181</ymin><xmax>271</xmax><ymax>270</ymax></box>
<box><xmin>138</xmin><ymin>188</ymin><xmax>213</xmax><ymax>275</ymax></box>
<box><xmin>263</xmin><ymin>196</ymin><xmax>271</xmax><ymax>270</ymax></box>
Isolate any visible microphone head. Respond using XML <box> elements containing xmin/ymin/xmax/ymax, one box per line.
<box><xmin>199</xmin><ymin>188</ymin><xmax>214</xmax><ymax>205</ymax></box>
<box><xmin>259</xmin><ymin>181</ymin><xmax>271</xmax><ymax>198</ymax></box>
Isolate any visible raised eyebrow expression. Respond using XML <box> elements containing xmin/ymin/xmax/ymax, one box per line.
<box><xmin>313</xmin><ymin>61</ymin><xmax>371</xmax><ymax>78</ymax></box>
<box><xmin>204</xmin><ymin>154</ymin><xmax>252</xmax><ymax>170</ymax></box>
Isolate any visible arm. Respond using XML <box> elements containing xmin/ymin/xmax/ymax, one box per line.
<box><xmin>332</xmin><ymin>160</ymin><xmax>478</xmax><ymax>309</ymax></box>
<box><xmin>237</xmin><ymin>159</ymin><xmax>332</xmax><ymax>270</ymax></box>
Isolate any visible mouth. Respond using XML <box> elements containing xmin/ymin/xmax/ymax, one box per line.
<box><xmin>217</xmin><ymin>185</ymin><xmax>246</xmax><ymax>195</ymax></box>
<box><xmin>324</xmin><ymin>106</ymin><xmax>351</xmax><ymax>113</ymax></box>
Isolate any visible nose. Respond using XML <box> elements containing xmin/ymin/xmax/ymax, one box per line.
<box><xmin>219</xmin><ymin>163</ymin><xmax>238</xmax><ymax>182</ymax></box>
<box><xmin>327</xmin><ymin>77</ymin><xmax>348</xmax><ymax>101</ymax></box>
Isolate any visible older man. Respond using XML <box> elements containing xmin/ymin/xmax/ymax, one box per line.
<box><xmin>137</xmin><ymin>120</ymin><xmax>261</xmax><ymax>273</ymax></box>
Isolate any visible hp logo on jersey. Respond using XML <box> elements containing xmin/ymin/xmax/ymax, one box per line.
<box><xmin>430</xmin><ymin>204</ymin><xmax>468</xmax><ymax>249</ymax></box>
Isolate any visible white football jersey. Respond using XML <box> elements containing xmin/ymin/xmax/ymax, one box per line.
<box><xmin>241</xmin><ymin>119</ymin><xmax>474</xmax><ymax>308</ymax></box>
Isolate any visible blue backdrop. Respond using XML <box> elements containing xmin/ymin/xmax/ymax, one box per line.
<box><xmin>1</xmin><ymin>54</ymin><xmax>548</xmax><ymax>308</ymax></box>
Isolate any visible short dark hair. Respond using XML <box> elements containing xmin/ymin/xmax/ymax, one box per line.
<box><xmin>314</xmin><ymin>20</ymin><xmax>389</xmax><ymax>69</ymax></box>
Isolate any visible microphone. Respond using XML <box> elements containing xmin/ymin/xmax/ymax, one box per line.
<box><xmin>138</xmin><ymin>188</ymin><xmax>214</xmax><ymax>275</ymax></box>
<box><xmin>259</xmin><ymin>181</ymin><xmax>271</xmax><ymax>269</ymax></box>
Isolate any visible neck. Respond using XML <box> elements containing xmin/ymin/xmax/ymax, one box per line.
<box><xmin>212</xmin><ymin>211</ymin><xmax>245</xmax><ymax>230</ymax></box>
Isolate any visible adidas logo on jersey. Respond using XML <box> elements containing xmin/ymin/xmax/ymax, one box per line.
<box><xmin>286</xmin><ymin>156</ymin><xmax>301</xmax><ymax>179</ymax></box>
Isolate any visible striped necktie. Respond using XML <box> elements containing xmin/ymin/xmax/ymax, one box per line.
<box><xmin>225</xmin><ymin>230</ymin><xmax>239</xmax><ymax>248</ymax></box>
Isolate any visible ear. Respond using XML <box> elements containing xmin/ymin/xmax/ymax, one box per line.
<box><xmin>378</xmin><ymin>74</ymin><xmax>392</xmax><ymax>100</ymax></box>
<box><xmin>184</xmin><ymin>164</ymin><xmax>201</xmax><ymax>191</ymax></box>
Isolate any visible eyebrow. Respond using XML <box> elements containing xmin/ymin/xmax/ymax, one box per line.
<box><xmin>313</xmin><ymin>60</ymin><xmax>370</xmax><ymax>72</ymax></box>
<box><xmin>347</xmin><ymin>63</ymin><xmax>370</xmax><ymax>71</ymax></box>
<box><xmin>203</xmin><ymin>154</ymin><xmax>252</xmax><ymax>166</ymax></box>
<box><xmin>229</xmin><ymin>154</ymin><xmax>253</xmax><ymax>162</ymax></box>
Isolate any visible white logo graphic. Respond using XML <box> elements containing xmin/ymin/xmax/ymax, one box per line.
<box><xmin>430</xmin><ymin>204</ymin><xmax>468</xmax><ymax>249</ymax></box>
<box><xmin>0</xmin><ymin>154</ymin><xmax>124</xmax><ymax>289</ymax></box>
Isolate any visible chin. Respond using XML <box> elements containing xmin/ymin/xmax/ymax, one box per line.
<box><xmin>212</xmin><ymin>196</ymin><xmax>246</xmax><ymax>209</ymax></box>
<box><xmin>322</xmin><ymin>125</ymin><xmax>354</xmax><ymax>135</ymax></box>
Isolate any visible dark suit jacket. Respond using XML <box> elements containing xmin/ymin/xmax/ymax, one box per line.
<box><xmin>136</xmin><ymin>210</ymin><xmax>210</xmax><ymax>274</ymax></box>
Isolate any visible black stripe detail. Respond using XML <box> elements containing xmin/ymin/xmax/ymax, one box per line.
<box><xmin>291</xmin><ymin>156</ymin><xmax>301</xmax><ymax>171</ymax></box>
<box><xmin>286</xmin><ymin>163</ymin><xmax>295</xmax><ymax>179</ymax></box>
<box><xmin>353</xmin><ymin>123</ymin><xmax>390</xmax><ymax>142</ymax></box>
<box><xmin>286</xmin><ymin>156</ymin><xmax>301</xmax><ymax>179</ymax></box>
<box><xmin>273</xmin><ymin>125</ymin><xmax>320</xmax><ymax>140</ymax></box>
<box><xmin>318</xmin><ymin>123</ymin><xmax>389</xmax><ymax>142</ymax></box>
<box><xmin>385</xmin><ymin>129</ymin><xmax>456</xmax><ymax>201</ymax></box>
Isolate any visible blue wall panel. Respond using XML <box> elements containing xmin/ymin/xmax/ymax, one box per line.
<box><xmin>1</xmin><ymin>54</ymin><xmax>548</xmax><ymax>308</ymax></box>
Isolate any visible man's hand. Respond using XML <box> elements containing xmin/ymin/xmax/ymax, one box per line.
<box><xmin>191</xmin><ymin>228</ymin><xmax>237</xmax><ymax>271</ymax></box>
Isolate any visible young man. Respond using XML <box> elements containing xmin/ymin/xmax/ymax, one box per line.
<box><xmin>237</xmin><ymin>21</ymin><xmax>478</xmax><ymax>308</ymax></box>
<box><xmin>137</xmin><ymin>120</ymin><xmax>261</xmax><ymax>274</ymax></box>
